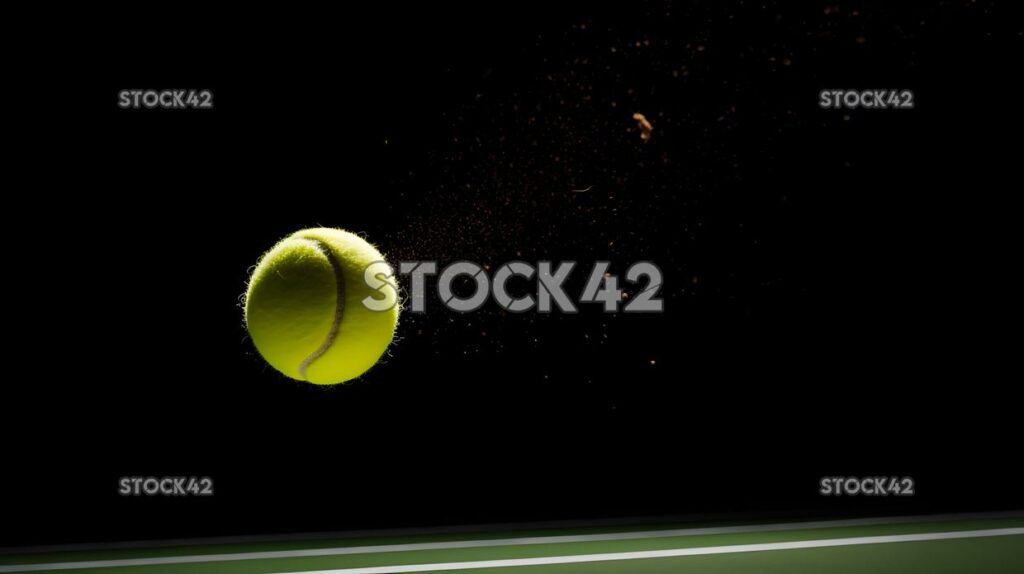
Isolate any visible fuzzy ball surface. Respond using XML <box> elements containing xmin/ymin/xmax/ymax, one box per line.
<box><xmin>245</xmin><ymin>228</ymin><xmax>399</xmax><ymax>385</ymax></box>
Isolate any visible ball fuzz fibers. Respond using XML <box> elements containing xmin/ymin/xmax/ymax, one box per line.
<box><xmin>244</xmin><ymin>228</ymin><xmax>400</xmax><ymax>385</ymax></box>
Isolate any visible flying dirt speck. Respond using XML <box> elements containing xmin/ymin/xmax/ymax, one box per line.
<box><xmin>632</xmin><ymin>112</ymin><xmax>653</xmax><ymax>142</ymax></box>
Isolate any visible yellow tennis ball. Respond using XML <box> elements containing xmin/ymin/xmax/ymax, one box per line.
<box><xmin>244</xmin><ymin>228</ymin><xmax>400</xmax><ymax>385</ymax></box>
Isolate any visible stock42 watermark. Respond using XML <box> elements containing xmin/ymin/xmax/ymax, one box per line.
<box><xmin>119</xmin><ymin>476</ymin><xmax>214</xmax><ymax>497</ymax></box>
<box><xmin>360</xmin><ymin>260</ymin><xmax>665</xmax><ymax>314</ymax></box>
<box><xmin>819</xmin><ymin>89</ymin><xmax>914</xmax><ymax>110</ymax></box>
<box><xmin>819</xmin><ymin>476</ymin><xmax>916</xmax><ymax>496</ymax></box>
<box><xmin>118</xmin><ymin>89</ymin><xmax>213</xmax><ymax>109</ymax></box>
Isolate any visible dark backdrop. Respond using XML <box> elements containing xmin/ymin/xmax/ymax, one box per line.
<box><xmin>4</xmin><ymin>1</ymin><xmax>1021</xmax><ymax>546</ymax></box>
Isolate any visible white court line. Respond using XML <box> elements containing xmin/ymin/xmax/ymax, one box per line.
<box><xmin>6</xmin><ymin>511</ymin><xmax>1019</xmax><ymax>555</ymax></box>
<box><xmin>279</xmin><ymin>528</ymin><xmax>1024</xmax><ymax>574</ymax></box>
<box><xmin>0</xmin><ymin>518</ymin><xmax>1019</xmax><ymax>573</ymax></box>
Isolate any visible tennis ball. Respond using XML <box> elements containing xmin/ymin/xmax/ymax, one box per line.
<box><xmin>244</xmin><ymin>228</ymin><xmax>400</xmax><ymax>385</ymax></box>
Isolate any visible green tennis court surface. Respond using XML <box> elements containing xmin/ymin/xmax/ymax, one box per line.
<box><xmin>2</xmin><ymin>514</ymin><xmax>1022</xmax><ymax>573</ymax></box>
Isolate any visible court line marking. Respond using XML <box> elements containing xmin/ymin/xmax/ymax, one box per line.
<box><xmin>5</xmin><ymin>511</ymin><xmax>1021</xmax><ymax>555</ymax></box>
<box><xmin>0</xmin><ymin>518</ymin><xmax>1021</xmax><ymax>573</ymax></box>
<box><xmin>277</xmin><ymin>528</ymin><xmax>1024</xmax><ymax>574</ymax></box>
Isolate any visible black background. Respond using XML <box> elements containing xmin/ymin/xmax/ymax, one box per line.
<box><xmin>4</xmin><ymin>1</ymin><xmax>1021</xmax><ymax>546</ymax></box>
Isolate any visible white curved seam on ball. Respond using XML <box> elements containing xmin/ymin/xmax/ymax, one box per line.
<box><xmin>297</xmin><ymin>239</ymin><xmax>346</xmax><ymax>379</ymax></box>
